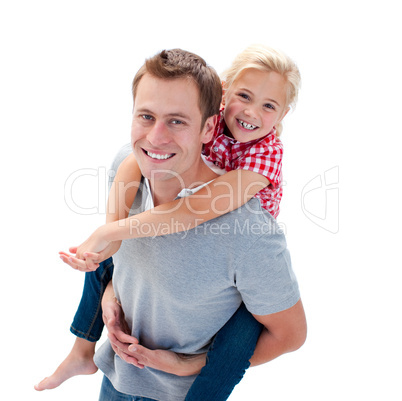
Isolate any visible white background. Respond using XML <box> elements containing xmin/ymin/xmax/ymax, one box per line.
<box><xmin>1</xmin><ymin>0</ymin><xmax>401</xmax><ymax>399</ymax></box>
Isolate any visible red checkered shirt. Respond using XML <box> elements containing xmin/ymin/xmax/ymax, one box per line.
<box><xmin>203</xmin><ymin>110</ymin><xmax>283</xmax><ymax>218</ymax></box>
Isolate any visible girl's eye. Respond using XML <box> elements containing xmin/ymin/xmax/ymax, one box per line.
<box><xmin>264</xmin><ymin>103</ymin><xmax>275</xmax><ymax>110</ymax></box>
<box><xmin>238</xmin><ymin>93</ymin><xmax>250</xmax><ymax>101</ymax></box>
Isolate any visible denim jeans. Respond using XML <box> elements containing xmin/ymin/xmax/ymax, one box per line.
<box><xmin>70</xmin><ymin>258</ymin><xmax>114</xmax><ymax>341</ymax></box>
<box><xmin>72</xmin><ymin>259</ymin><xmax>263</xmax><ymax>400</ymax></box>
<box><xmin>184</xmin><ymin>301</ymin><xmax>262</xmax><ymax>400</ymax></box>
<box><xmin>99</xmin><ymin>375</ymin><xmax>157</xmax><ymax>401</ymax></box>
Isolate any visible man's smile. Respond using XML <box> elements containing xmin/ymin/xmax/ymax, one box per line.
<box><xmin>144</xmin><ymin>149</ymin><xmax>175</xmax><ymax>160</ymax></box>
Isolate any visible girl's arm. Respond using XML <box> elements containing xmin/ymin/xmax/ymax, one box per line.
<box><xmin>71</xmin><ymin>165</ymin><xmax>268</xmax><ymax>264</ymax></box>
<box><xmin>60</xmin><ymin>153</ymin><xmax>141</xmax><ymax>269</ymax></box>
<box><xmin>108</xmin><ymin>168</ymin><xmax>268</xmax><ymax>239</ymax></box>
<box><xmin>106</xmin><ymin>153</ymin><xmax>141</xmax><ymax>224</ymax></box>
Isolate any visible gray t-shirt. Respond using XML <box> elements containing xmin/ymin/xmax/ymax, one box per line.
<box><xmin>94</xmin><ymin>145</ymin><xmax>300</xmax><ymax>401</ymax></box>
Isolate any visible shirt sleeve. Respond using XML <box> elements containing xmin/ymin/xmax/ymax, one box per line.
<box><xmin>233</xmin><ymin>221</ymin><xmax>300</xmax><ymax>316</ymax></box>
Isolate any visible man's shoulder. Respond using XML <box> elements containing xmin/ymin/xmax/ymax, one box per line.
<box><xmin>107</xmin><ymin>144</ymin><xmax>132</xmax><ymax>189</ymax></box>
<box><xmin>110</xmin><ymin>143</ymin><xmax>132</xmax><ymax>172</ymax></box>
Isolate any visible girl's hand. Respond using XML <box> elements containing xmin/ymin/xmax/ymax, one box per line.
<box><xmin>59</xmin><ymin>250</ymin><xmax>101</xmax><ymax>272</ymax></box>
<box><xmin>74</xmin><ymin>225</ymin><xmax>111</xmax><ymax>259</ymax></box>
<box><xmin>59</xmin><ymin>224</ymin><xmax>121</xmax><ymax>271</ymax></box>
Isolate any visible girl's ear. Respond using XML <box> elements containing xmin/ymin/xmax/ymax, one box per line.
<box><xmin>279</xmin><ymin>106</ymin><xmax>291</xmax><ymax>123</ymax></box>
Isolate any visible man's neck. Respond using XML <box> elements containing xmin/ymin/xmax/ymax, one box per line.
<box><xmin>150</xmin><ymin>159</ymin><xmax>219</xmax><ymax>206</ymax></box>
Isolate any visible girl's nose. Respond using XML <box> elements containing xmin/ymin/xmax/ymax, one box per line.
<box><xmin>243</xmin><ymin>106</ymin><xmax>258</xmax><ymax>120</ymax></box>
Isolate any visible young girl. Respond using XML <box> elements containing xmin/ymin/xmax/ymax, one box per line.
<box><xmin>36</xmin><ymin>44</ymin><xmax>301</xmax><ymax>400</ymax></box>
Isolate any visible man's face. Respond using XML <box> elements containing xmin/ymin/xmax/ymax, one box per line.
<box><xmin>131</xmin><ymin>74</ymin><xmax>213</xmax><ymax>187</ymax></box>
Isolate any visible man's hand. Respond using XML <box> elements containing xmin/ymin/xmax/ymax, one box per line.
<box><xmin>101</xmin><ymin>282</ymin><xmax>206</xmax><ymax>375</ymax></box>
<box><xmin>104</xmin><ymin>302</ymin><xmax>207</xmax><ymax>375</ymax></box>
<box><xmin>101</xmin><ymin>284</ymin><xmax>142</xmax><ymax>368</ymax></box>
<box><xmin>126</xmin><ymin>345</ymin><xmax>207</xmax><ymax>377</ymax></box>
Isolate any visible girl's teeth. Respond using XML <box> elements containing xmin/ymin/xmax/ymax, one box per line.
<box><xmin>239</xmin><ymin>120</ymin><xmax>257</xmax><ymax>130</ymax></box>
<box><xmin>147</xmin><ymin>151</ymin><xmax>173</xmax><ymax>160</ymax></box>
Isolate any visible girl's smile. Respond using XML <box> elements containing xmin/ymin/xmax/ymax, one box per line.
<box><xmin>223</xmin><ymin>68</ymin><xmax>290</xmax><ymax>143</ymax></box>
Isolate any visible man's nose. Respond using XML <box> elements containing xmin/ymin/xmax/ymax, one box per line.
<box><xmin>147</xmin><ymin>122</ymin><xmax>171</xmax><ymax>146</ymax></box>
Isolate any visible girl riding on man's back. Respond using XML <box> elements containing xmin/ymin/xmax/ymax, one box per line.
<box><xmin>36</xmin><ymin>44</ymin><xmax>301</xmax><ymax>401</ymax></box>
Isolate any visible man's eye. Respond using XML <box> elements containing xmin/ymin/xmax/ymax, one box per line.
<box><xmin>142</xmin><ymin>114</ymin><xmax>153</xmax><ymax>120</ymax></box>
<box><xmin>171</xmin><ymin>119</ymin><xmax>183</xmax><ymax>125</ymax></box>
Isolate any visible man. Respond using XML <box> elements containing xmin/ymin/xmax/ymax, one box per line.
<box><xmin>87</xmin><ymin>49</ymin><xmax>306</xmax><ymax>400</ymax></box>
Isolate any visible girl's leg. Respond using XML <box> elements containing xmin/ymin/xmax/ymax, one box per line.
<box><xmin>70</xmin><ymin>257</ymin><xmax>114</xmax><ymax>341</ymax></box>
<box><xmin>35</xmin><ymin>258</ymin><xmax>114</xmax><ymax>391</ymax></box>
<box><xmin>185</xmin><ymin>303</ymin><xmax>263</xmax><ymax>401</ymax></box>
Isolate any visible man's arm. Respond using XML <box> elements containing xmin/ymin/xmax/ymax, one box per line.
<box><xmin>101</xmin><ymin>281</ymin><xmax>145</xmax><ymax>368</ymax></box>
<box><xmin>249</xmin><ymin>299</ymin><xmax>307</xmax><ymax>367</ymax></box>
<box><xmin>110</xmin><ymin>299</ymin><xmax>306</xmax><ymax>376</ymax></box>
<box><xmin>102</xmin><ymin>281</ymin><xmax>207</xmax><ymax>376</ymax></box>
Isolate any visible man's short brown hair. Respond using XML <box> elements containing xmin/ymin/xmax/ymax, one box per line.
<box><xmin>132</xmin><ymin>49</ymin><xmax>222</xmax><ymax>128</ymax></box>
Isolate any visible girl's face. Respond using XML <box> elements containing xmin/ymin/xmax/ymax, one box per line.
<box><xmin>223</xmin><ymin>68</ymin><xmax>290</xmax><ymax>143</ymax></box>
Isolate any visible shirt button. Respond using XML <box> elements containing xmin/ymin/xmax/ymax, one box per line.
<box><xmin>213</xmin><ymin>146</ymin><xmax>219</xmax><ymax>152</ymax></box>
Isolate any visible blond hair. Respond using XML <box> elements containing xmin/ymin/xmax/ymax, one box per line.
<box><xmin>222</xmin><ymin>44</ymin><xmax>301</xmax><ymax>136</ymax></box>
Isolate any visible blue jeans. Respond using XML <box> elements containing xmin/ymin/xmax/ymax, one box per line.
<box><xmin>99</xmin><ymin>375</ymin><xmax>157</xmax><ymax>401</ymax></box>
<box><xmin>70</xmin><ymin>258</ymin><xmax>114</xmax><ymax>341</ymax></box>
<box><xmin>72</xmin><ymin>259</ymin><xmax>263</xmax><ymax>400</ymax></box>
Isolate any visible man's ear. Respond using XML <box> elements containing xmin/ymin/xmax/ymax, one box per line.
<box><xmin>201</xmin><ymin>115</ymin><xmax>218</xmax><ymax>144</ymax></box>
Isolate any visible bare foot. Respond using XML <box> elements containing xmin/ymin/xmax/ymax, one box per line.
<box><xmin>35</xmin><ymin>338</ymin><xmax>98</xmax><ymax>391</ymax></box>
